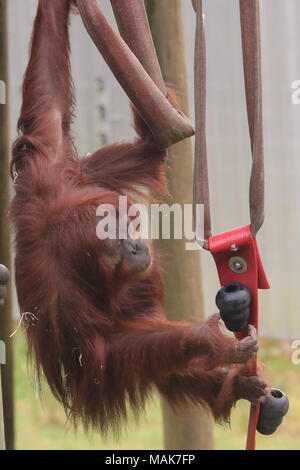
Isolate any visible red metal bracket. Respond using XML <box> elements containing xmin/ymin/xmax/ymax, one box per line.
<box><xmin>209</xmin><ymin>224</ymin><xmax>269</xmax><ymax>450</ymax></box>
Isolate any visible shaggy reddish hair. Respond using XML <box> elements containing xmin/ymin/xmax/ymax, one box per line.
<box><xmin>10</xmin><ymin>0</ymin><xmax>266</xmax><ymax>434</ymax></box>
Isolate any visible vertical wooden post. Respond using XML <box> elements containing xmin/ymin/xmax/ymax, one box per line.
<box><xmin>0</xmin><ymin>0</ymin><xmax>14</xmax><ymax>450</ymax></box>
<box><xmin>145</xmin><ymin>0</ymin><xmax>214</xmax><ymax>450</ymax></box>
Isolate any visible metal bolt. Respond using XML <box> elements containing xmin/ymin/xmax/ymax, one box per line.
<box><xmin>234</xmin><ymin>262</ymin><xmax>243</xmax><ymax>270</ymax></box>
<box><xmin>230</xmin><ymin>244</ymin><xmax>239</xmax><ymax>252</ymax></box>
<box><xmin>229</xmin><ymin>256</ymin><xmax>248</xmax><ymax>274</ymax></box>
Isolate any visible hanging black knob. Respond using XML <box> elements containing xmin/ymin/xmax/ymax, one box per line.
<box><xmin>215</xmin><ymin>281</ymin><xmax>251</xmax><ymax>332</ymax></box>
<box><xmin>257</xmin><ymin>388</ymin><xmax>289</xmax><ymax>435</ymax></box>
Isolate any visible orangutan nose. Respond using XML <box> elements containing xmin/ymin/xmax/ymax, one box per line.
<box><xmin>121</xmin><ymin>238</ymin><xmax>148</xmax><ymax>256</ymax></box>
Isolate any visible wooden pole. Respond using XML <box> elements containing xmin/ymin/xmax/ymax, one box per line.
<box><xmin>0</xmin><ymin>0</ymin><xmax>14</xmax><ymax>450</ymax></box>
<box><xmin>144</xmin><ymin>0</ymin><xmax>214</xmax><ymax>450</ymax></box>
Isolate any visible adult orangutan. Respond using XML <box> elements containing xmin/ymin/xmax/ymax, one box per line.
<box><xmin>10</xmin><ymin>0</ymin><xmax>267</xmax><ymax>434</ymax></box>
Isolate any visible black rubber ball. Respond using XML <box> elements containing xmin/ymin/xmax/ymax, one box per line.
<box><xmin>216</xmin><ymin>281</ymin><xmax>251</xmax><ymax>313</ymax></box>
<box><xmin>219</xmin><ymin>307</ymin><xmax>250</xmax><ymax>332</ymax></box>
<box><xmin>257</xmin><ymin>418</ymin><xmax>282</xmax><ymax>436</ymax></box>
<box><xmin>257</xmin><ymin>389</ymin><xmax>289</xmax><ymax>435</ymax></box>
<box><xmin>215</xmin><ymin>281</ymin><xmax>251</xmax><ymax>332</ymax></box>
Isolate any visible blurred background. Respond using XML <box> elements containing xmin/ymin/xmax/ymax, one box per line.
<box><xmin>1</xmin><ymin>0</ymin><xmax>300</xmax><ymax>450</ymax></box>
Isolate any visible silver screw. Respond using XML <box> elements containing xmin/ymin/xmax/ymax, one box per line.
<box><xmin>234</xmin><ymin>262</ymin><xmax>243</xmax><ymax>270</ymax></box>
<box><xmin>229</xmin><ymin>256</ymin><xmax>248</xmax><ymax>273</ymax></box>
<box><xmin>230</xmin><ymin>244</ymin><xmax>239</xmax><ymax>252</ymax></box>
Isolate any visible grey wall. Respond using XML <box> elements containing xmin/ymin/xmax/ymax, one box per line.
<box><xmin>7</xmin><ymin>0</ymin><xmax>300</xmax><ymax>339</ymax></box>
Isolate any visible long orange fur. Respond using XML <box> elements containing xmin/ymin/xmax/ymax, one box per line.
<box><xmin>10</xmin><ymin>0</ymin><xmax>267</xmax><ymax>434</ymax></box>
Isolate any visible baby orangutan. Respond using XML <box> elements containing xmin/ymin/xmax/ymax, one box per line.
<box><xmin>10</xmin><ymin>0</ymin><xmax>267</xmax><ymax>433</ymax></box>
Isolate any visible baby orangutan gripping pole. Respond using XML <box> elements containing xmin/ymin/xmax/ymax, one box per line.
<box><xmin>10</xmin><ymin>0</ymin><xmax>267</xmax><ymax>434</ymax></box>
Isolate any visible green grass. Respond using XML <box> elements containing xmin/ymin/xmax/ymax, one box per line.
<box><xmin>13</xmin><ymin>332</ymin><xmax>300</xmax><ymax>450</ymax></box>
